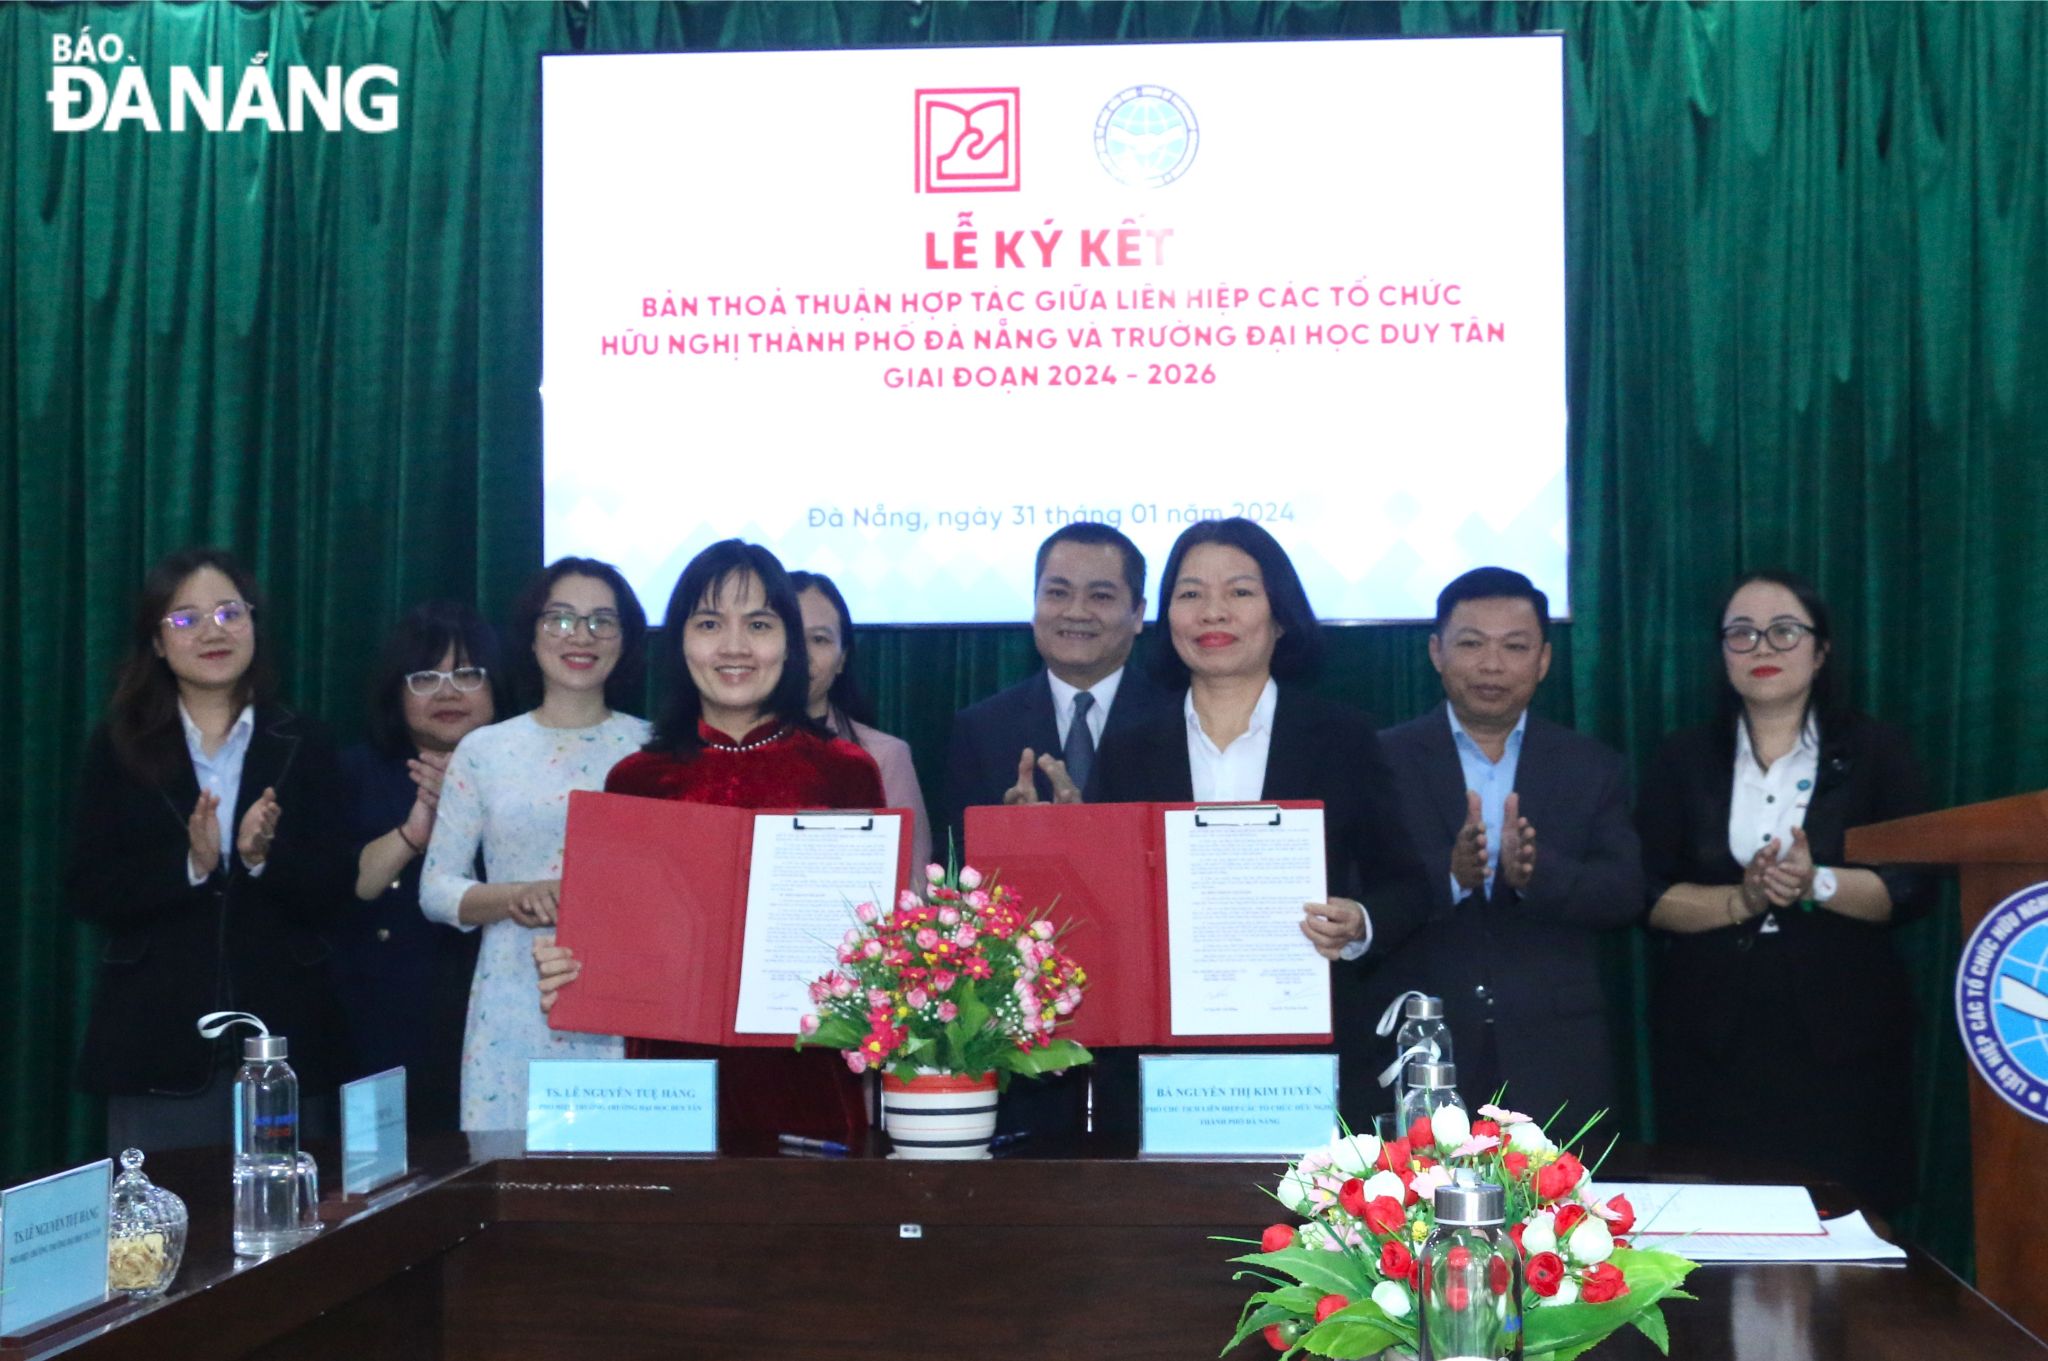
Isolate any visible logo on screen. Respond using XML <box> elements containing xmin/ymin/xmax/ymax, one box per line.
<box><xmin>1094</xmin><ymin>84</ymin><xmax>1198</xmax><ymax>188</ymax></box>
<box><xmin>915</xmin><ymin>88</ymin><xmax>1021</xmax><ymax>193</ymax></box>
<box><xmin>1957</xmin><ymin>881</ymin><xmax>2048</xmax><ymax>1124</ymax></box>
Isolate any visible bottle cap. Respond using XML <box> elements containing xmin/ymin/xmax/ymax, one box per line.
<box><xmin>1404</xmin><ymin>994</ymin><xmax>1445</xmax><ymax>1021</ymax></box>
<box><xmin>1404</xmin><ymin>1059</ymin><xmax>1457</xmax><ymax>1089</ymax></box>
<box><xmin>1433</xmin><ymin>1178</ymin><xmax>1505</xmax><ymax>1227</ymax></box>
<box><xmin>242</xmin><ymin>1034</ymin><xmax>288</xmax><ymax>1061</ymax></box>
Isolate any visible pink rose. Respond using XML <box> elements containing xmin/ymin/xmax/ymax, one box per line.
<box><xmin>830</xmin><ymin>976</ymin><xmax>855</xmax><ymax>998</ymax></box>
<box><xmin>1030</xmin><ymin>920</ymin><xmax>1055</xmax><ymax>940</ymax></box>
<box><xmin>916</xmin><ymin>928</ymin><xmax>940</xmax><ymax>950</ymax></box>
<box><xmin>938</xmin><ymin>907</ymin><xmax>961</xmax><ymax>926</ymax></box>
<box><xmin>855</xmin><ymin>902</ymin><xmax>879</xmax><ymax>924</ymax></box>
<box><xmin>844</xmin><ymin>1051</ymin><xmax>868</xmax><ymax>1073</ymax></box>
<box><xmin>955</xmin><ymin>926</ymin><xmax>979</xmax><ymax>947</ymax></box>
<box><xmin>937</xmin><ymin>1001</ymin><xmax>959</xmax><ymax>1022</ymax></box>
<box><xmin>867</xmin><ymin>988</ymin><xmax>890</xmax><ymax>1007</ymax></box>
<box><xmin>926</xmin><ymin>862</ymin><xmax>946</xmax><ymax>883</ymax></box>
<box><xmin>905</xmin><ymin>988</ymin><xmax>930</xmax><ymax>1010</ymax></box>
<box><xmin>967</xmin><ymin>889</ymin><xmax>991</xmax><ymax>908</ymax></box>
<box><xmin>799</xmin><ymin>1013</ymin><xmax>820</xmax><ymax>1034</ymax></box>
<box><xmin>898</xmin><ymin>890</ymin><xmax>923</xmax><ymax>911</ymax></box>
<box><xmin>931</xmin><ymin>971</ymin><xmax>957</xmax><ymax>992</ymax></box>
<box><xmin>958</xmin><ymin>866</ymin><xmax>983</xmax><ymax>889</ymax></box>
<box><xmin>808</xmin><ymin>980</ymin><xmax>830</xmax><ymax>1003</ymax></box>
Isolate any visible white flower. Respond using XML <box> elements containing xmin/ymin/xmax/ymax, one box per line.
<box><xmin>1324</xmin><ymin>1132</ymin><xmax>1382</xmax><ymax>1174</ymax></box>
<box><xmin>1370</xmin><ymin>1280</ymin><xmax>1411</xmax><ymax>1318</ymax></box>
<box><xmin>1430</xmin><ymin>1102</ymin><xmax>1471</xmax><ymax>1150</ymax></box>
<box><xmin>1479</xmin><ymin>1102</ymin><xmax>1531</xmax><ymax>1124</ymax></box>
<box><xmin>1567</xmin><ymin>1216</ymin><xmax>1614</xmax><ymax>1265</ymax></box>
<box><xmin>1550</xmin><ymin>1277</ymin><xmax>1580</xmax><ymax>1306</ymax></box>
<box><xmin>926</xmin><ymin>862</ymin><xmax>946</xmax><ymax>882</ymax></box>
<box><xmin>1277</xmin><ymin>1166</ymin><xmax>1316</xmax><ymax>1213</ymax></box>
<box><xmin>1358</xmin><ymin>1170</ymin><xmax>1407</xmax><ymax>1206</ymax></box>
<box><xmin>1505</xmin><ymin>1121</ymin><xmax>1554</xmax><ymax>1155</ymax></box>
<box><xmin>1521</xmin><ymin>1213</ymin><xmax>1558</xmax><ymax>1257</ymax></box>
<box><xmin>958</xmin><ymin>866</ymin><xmax>983</xmax><ymax>889</ymax></box>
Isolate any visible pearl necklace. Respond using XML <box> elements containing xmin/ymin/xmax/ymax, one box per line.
<box><xmin>703</xmin><ymin>725</ymin><xmax>788</xmax><ymax>754</ymax></box>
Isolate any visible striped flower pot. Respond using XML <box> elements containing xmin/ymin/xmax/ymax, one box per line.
<box><xmin>880</xmin><ymin>1070</ymin><xmax>999</xmax><ymax>1159</ymax></box>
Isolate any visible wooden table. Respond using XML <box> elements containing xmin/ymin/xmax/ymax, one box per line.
<box><xmin>7</xmin><ymin>1134</ymin><xmax>2041</xmax><ymax>1360</ymax></box>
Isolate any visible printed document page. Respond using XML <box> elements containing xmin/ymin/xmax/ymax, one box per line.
<box><xmin>733</xmin><ymin>813</ymin><xmax>903</xmax><ymax>1034</ymax></box>
<box><xmin>1163</xmin><ymin>806</ymin><xmax>1331</xmax><ymax>1036</ymax></box>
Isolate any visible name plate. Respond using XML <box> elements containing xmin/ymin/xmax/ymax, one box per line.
<box><xmin>0</xmin><ymin>1160</ymin><xmax>112</xmax><ymax>1336</ymax></box>
<box><xmin>526</xmin><ymin>1060</ymin><xmax>717</xmax><ymax>1154</ymax></box>
<box><xmin>1139</xmin><ymin>1054</ymin><xmax>1338</xmax><ymax>1157</ymax></box>
<box><xmin>341</xmin><ymin>1066</ymin><xmax>410</xmax><ymax>1196</ymax></box>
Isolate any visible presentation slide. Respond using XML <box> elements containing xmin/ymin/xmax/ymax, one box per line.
<box><xmin>541</xmin><ymin>36</ymin><xmax>1566</xmax><ymax>624</ymax></box>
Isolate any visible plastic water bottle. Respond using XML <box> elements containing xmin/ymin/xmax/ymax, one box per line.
<box><xmin>200</xmin><ymin>1011</ymin><xmax>318</xmax><ymax>1257</ymax></box>
<box><xmin>1417</xmin><ymin>1176</ymin><xmax>1523</xmax><ymax>1361</ymax></box>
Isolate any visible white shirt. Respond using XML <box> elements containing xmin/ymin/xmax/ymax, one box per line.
<box><xmin>1184</xmin><ymin>677</ymin><xmax>1278</xmax><ymax>801</ymax></box>
<box><xmin>1048</xmin><ymin>666</ymin><xmax>1123</xmax><ymax>750</ymax></box>
<box><xmin>1729</xmin><ymin>714</ymin><xmax>1820</xmax><ymax>866</ymax></box>
<box><xmin>180</xmin><ymin>701</ymin><xmax>261</xmax><ymax>885</ymax></box>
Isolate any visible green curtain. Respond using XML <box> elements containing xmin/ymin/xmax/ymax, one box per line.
<box><xmin>7</xmin><ymin>0</ymin><xmax>2043</xmax><ymax>1277</ymax></box>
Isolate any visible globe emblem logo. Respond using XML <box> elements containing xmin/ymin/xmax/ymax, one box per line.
<box><xmin>1094</xmin><ymin>85</ymin><xmax>1199</xmax><ymax>188</ymax></box>
<box><xmin>1956</xmin><ymin>882</ymin><xmax>2048</xmax><ymax>1123</ymax></box>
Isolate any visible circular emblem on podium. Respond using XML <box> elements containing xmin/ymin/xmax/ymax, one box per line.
<box><xmin>1094</xmin><ymin>85</ymin><xmax>1199</xmax><ymax>188</ymax></box>
<box><xmin>1956</xmin><ymin>881</ymin><xmax>2048</xmax><ymax>1122</ymax></box>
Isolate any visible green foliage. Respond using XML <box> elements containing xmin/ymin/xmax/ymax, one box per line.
<box><xmin>1522</xmin><ymin>1249</ymin><xmax>1695</xmax><ymax>1358</ymax></box>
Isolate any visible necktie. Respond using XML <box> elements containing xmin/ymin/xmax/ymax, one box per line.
<box><xmin>1064</xmin><ymin>691</ymin><xmax>1097</xmax><ymax>792</ymax></box>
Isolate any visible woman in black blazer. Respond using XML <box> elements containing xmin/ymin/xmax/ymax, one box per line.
<box><xmin>1083</xmin><ymin>518</ymin><xmax>1430</xmax><ymax>1137</ymax></box>
<box><xmin>1639</xmin><ymin>571</ymin><xmax>1930</xmax><ymax>1212</ymax></box>
<box><xmin>69</xmin><ymin>548</ymin><xmax>352</xmax><ymax>1153</ymax></box>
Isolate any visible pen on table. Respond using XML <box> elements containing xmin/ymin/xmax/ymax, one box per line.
<box><xmin>988</xmin><ymin>1130</ymin><xmax>1032</xmax><ymax>1152</ymax></box>
<box><xmin>777</xmin><ymin>1133</ymin><xmax>849</xmax><ymax>1157</ymax></box>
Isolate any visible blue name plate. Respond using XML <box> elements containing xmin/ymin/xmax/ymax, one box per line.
<box><xmin>341</xmin><ymin>1066</ymin><xmax>410</xmax><ymax>1196</ymax></box>
<box><xmin>1139</xmin><ymin>1054</ymin><xmax>1339</xmax><ymax>1157</ymax></box>
<box><xmin>526</xmin><ymin>1060</ymin><xmax>717</xmax><ymax>1154</ymax></box>
<box><xmin>0</xmin><ymin>1160</ymin><xmax>112</xmax><ymax>1335</ymax></box>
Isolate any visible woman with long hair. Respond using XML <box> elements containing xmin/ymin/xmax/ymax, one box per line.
<box><xmin>70</xmin><ymin>547</ymin><xmax>352</xmax><ymax>1151</ymax></box>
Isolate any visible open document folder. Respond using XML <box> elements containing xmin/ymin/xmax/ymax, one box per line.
<box><xmin>546</xmin><ymin>792</ymin><xmax>911</xmax><ymax>1045</ymax></box>
<box><xmin>964</xmin><ymin>801</ymin><xmax>1333</xmax><ymax>1048</ymax></box>
<box><xmin>1593</xmin><ymin>1182</ymin><xmax>1907</xmax><ymax>1263</ymax></box>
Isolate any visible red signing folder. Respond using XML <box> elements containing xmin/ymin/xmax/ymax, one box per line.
<box><xmin>963</xmin><ymin>801</ymin><xmax>1332</xmax><ymax>1049</ymax></box>
<box><xmin>546</xmin><ymin>791</ymin><xmax>913</xmax><ymax>1045</ymax></box>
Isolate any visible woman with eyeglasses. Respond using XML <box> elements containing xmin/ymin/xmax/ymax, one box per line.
<box><xmin>330</xmin><ymin>601</ymin><xmax>501</xmax><ymax>1132</ymax></box>
<box><xmin>789</xmin><ymin>570</ymin><xmax>933</xmax><ymax>871</ymax></box>
<box><xmin>534</xmin><ymin>541</ymin><xmax>886</xmax><ymax>1145</ymax></box>
<box><xmin>70</xmin><ymin>547</ymin><xmax>353</xmax><ymax>1152</ymax></box>
<box><xmin>420</xmin><ymin>558</ymin><xmax>651</xmax><ymax>1133</ymax></box>
<box><xmin>1640</xmin><ymin>570</ymin><xmax>1931</xmax><ymax>1212</ymax></box>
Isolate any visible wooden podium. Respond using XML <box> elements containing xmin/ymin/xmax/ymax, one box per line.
<box><xmin>1846</xmin><ymin>790</ymin><xmax>2048</xmax><ymax>1340</ymax></box>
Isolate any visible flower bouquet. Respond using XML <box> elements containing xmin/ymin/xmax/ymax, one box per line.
<box><xmin>1224</xmin><ymin>1104</ymin><xmax>1696</xmax><ymax>1360</ymax></box>
<box><xmin>796</xmin><ymin>862</ymin><xmax>1091</xmax><ymax>1084</ymax></box>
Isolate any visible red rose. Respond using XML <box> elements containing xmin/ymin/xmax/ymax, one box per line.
<box><xmin>1525</xmin><ymin>1251</ymin><xmax>1566</xmax><ymax>1297</ymax></box>
<box><xmin>1535</xmin><ymin>1151</ymin><xmax>1585</xmax><ymax>1202</ymax></box>
<box><xmin>1508</xmin><ymin>1222</ymin><xmax>1527</xmax><ymax>1255</ymax></box>
<box><xmin>1605</xmin><ymin>1194</ymin><xmax>1636</xmax><ymax>1236</ymax></box>
<box><xmin>1260</xmin><ymin>1223</ymin><xmax>1296</xmax><ymax>1254</ymax></box>
<box><xmin>1377</xmin><ymin>1137</ymin><xmax>1412</xmax><ymax>1173</ymax></box>
<box><xmin>1471</xmin><ymin>1118</ymin><xmax>1502</xmax><ymax>1140</ymax></box>
<box><xmin>1553</xmin><ymin>1203</ymin><xmax>1587</xmax><ymax>1238</ymax></box>
<box><xmin>1380</xmin><ymin>1240</ymin><xmax>1414</xmax><ymax>1281</ymax></box>
<box><xmin>1408</xmin><ymin>1115</ymin><xmax>1436</xmax><ymax>1151</ymax></box>
<box><xmin>1263</xmin><ymin>1324</ymin><xmax>1289</xmax><ymax>1351</ymax></box>
<box><xmin>1338</xmin><ymin>1177</ymin><xmax>1368</xmax><ymax>1218</ymax></box>
<box><xmin>1580</xmin><ymin>1262</ymin><xmax>1628</xmax><ymax>1304</ymax></box>
<box><xmin>1502</xmin><ymin>1151</ymin><xmax>1530</xmax><ymax>1179</ymax></box>
<box><xmin>1315</xmin><ymin>1293</ymin><xmax>1349</xmax><ymax>1324</ymax></box>
<box><xmin>1614</xmin><ymin>1237</ymin><xmax>1631</xmax><ymax>1251</ymax></box>
<box><xmin>1363</xmin><ymin>1195</ymin><xmax>1407</xmax><ymax>1236</ymax></box>
<box><xmin>1489</xmin><ymin>1254</ymin><xmax>1511</xmax><ymax>1295</ymax></box>
<box><xmin>1398</xmin><ymin>1168</ymin><xmax>1418</xmax><ymax>1206</ymax></box>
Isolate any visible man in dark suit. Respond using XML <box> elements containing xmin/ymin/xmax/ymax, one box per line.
<box><xmin>942</xmin><ymin>522</ymin><xmax>1177</xmax><ymax>849</ymax></box>
<box><xmin>1372</xmin><ymin>567</ymin><xmax>1642</xmax><ymax>1124</ymax></box>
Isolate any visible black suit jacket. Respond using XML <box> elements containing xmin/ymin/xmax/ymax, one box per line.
<box><xmin>943</xmin><ymin>664</ymin><xmax>1176</xmax><ymax>855</ymax></box>
<box><xmin>1084</xmin><ymin>684</ymin><xmax>1433</xmax><ymax>1139</ymax></box>
<box><xmin>1372</xmin><ymin>707</ymin><xmax>1643</xmax><ymax>1121</ymax></box>
<box><xmin>69</xmin><ymin>706</ymin><xmax>354</xmax><ymax>1096</ymax></box>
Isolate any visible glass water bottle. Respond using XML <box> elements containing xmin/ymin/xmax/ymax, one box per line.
<box><xmin>1418</xmin><ymin>1177</ymin><xmax>1523</xmax><ymax>1361</ymax></box>
<box><xmin>1400</xmin><ymin>1059</ymin><xmax>1467</xmax><ymax>1149</ymax></box>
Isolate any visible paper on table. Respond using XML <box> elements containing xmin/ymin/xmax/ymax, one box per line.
<box><xmin>732</xmin><ymin>812</ymin><xmax>903</xmax><ymax>1034</ymax></box>
<box><xmin>1163</xmin><ymin>805</ymin><xmax>1330</xmax><ymax>1037</ymax></box>
<box><xmin>1591</xmin><ymin>1182</ymin><xmax>1906</xmax><ymax>1263</ymax></box>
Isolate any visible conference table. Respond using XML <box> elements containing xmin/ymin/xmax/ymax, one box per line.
<box><xmin>4</xmin><ymin>1132</ymin><xmax>2041</xmax><ymax>1361</ymax></box>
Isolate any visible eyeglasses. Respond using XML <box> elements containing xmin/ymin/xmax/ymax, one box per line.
<box><xmin>405</xmin><ymin>667</ymin><xmax>489</xmax><ymax>696</ymax></box>
<box><xmin>1721</xmin><ymin>621</ymin><xmax>1817</xmax><ymax>654</ymax></box>
<box><xmin>537</xmin><ymin>609</ymin><xmax>623</xmax><ymax>640</ymax></box>
<box><xmin>163</xmin><ymin>601</ymin><xmax>253</xmax><ymax>632</ymax></box>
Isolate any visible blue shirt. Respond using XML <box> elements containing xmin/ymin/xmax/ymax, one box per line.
<box><xmin>181</xmin><ymin>702</ymin><xmax>258</xmax><ymax>882</ymax></box>
<box><xmin>1447</xmin><ymin>702</ymin><xmax>1527</xmax><ymax>899</ymax></box>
